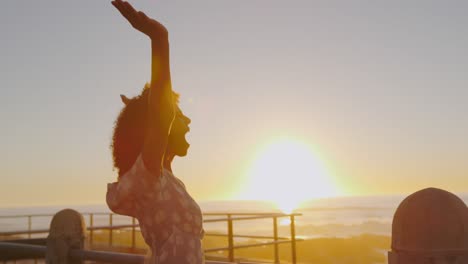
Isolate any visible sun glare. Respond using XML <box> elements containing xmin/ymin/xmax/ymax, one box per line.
<box><xmin>241</xmin><ymin>138</ymin><xmax>338</xmax><ymax>213</ymax></box>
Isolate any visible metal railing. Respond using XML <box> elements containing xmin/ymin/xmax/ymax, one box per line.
<box><xmin>1</xmin><ymin>212</ymin><xmax>302</xmax><ymax>263</ymax></box>
<box><xmin>0</xmin><ymin>241</ymin><xmax>237</xmax><ymax>264</ymax></box>
<box><xmin>202</xmin><ymin>212</ymin><xmax>301</xmax><ymax>263</ymax></box>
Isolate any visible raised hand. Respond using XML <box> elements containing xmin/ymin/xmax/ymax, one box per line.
<box><xmin>112</xmin><ymin>0</ymin><xmax>168</xmax><ymax>41</ymax></box>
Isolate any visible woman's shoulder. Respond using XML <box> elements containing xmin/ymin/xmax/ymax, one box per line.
<box><xmin>127</xmin><ymin>153</ymin><xmax>162</xmax><ymax>179</ymax></box>
<box><xmin>118</xmin><ymin>153</ymin><xmax>168</xmax><ymax>193</ymax></box>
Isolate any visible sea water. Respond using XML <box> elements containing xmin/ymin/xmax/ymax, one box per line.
<box><xmin>1</xmin><ymin>194</ymin><xmax>467</xmax><ymax>239</ymax></box>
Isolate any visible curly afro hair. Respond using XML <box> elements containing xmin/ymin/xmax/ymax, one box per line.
<box><xmin>111</xmin><ymin>84</ymin><xmax>179</xmax><ymax>177</ymax></box>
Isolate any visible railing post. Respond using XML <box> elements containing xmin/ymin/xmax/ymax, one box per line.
<box><xmin>290</xmin><ymin>214</ymin><xmax>297</xmax><ymax>264</ymax></box>
<box><xmin>30</xmin><ymin>215</ymin><xmax>36</xmax><ymax>264</ymax></box>
<box><xmin>273</xmin><ymin>216</ymin><xmax>279</xmax><ymax>264</ymax></box>
<box><xmin>109</xmin><ymin>214</ymin><xmax>113</xmax><ymax>247</ymax></box>
<box><xmin>132</xmin><ymin>217</ymin><xmax>136</xmax><ymax>249</ymax></box>
<box><xmin>227</xmin><ymin>214</ymin><xmax>234</xmax><ymax>262</ymax></box>
<box><xmin>89</xmin><ymin>214</ymin><xmax>94</xmax><ymax>247</ymax></box>
<box><xmin>46</xmin><ymin>209</ymin><xmax>85</xmax><ymax>264</ymax></box>
<box><xmin>28</xmin><ymin>216</ymin><xmax>32</xmax><ymax>239</ymax></box>
<box><xmin>29</xmin><ymin>215</ymin><xmax>38</xmax><ymax>264</ymax></box>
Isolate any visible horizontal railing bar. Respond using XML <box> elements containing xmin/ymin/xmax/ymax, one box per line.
<box><xmin>70</xmin><ymin>248</ymin><xmax>144</xmax><ymax>264</ymax></box>
<box><xmin>205</xmin><ymin>214</ymin><xmax>295</xmax><ymax>222</ymax></box>
<box><xmin>0</xmin><ymin>224</ymin><xmax>140</xmax><ymax>236</ymax></box>
<box><xmin>0</xmin><ymin>212</ymin><xmax>111</xmax><ymax>218</ymax></box>
<box><xmin>204</xmin><ymin>233</ymin><xmax>290</xmax><ymax>240</ymax></box>
<box><xmin>0</xmin><ymin>238</ymin><xmax>46</xmax><ymax>245</ymax></box>
<box><xmin>0</xmin><ymin>242</ymin><xmax>46</xmax><ymax>260</ymax></box>
<box><xmin>88</xmin><ymin>224</ymin><xmax>139</xmax><ymax>231</ymax></box>
<box><xmin>204</xmin><ymin>246</ymin><xmax>233</xmax><ymax>253</ymax></box>
<box><xmin>0</xmin><ymin>212</ymin><xmax>301</xmax><ymax>218</ymax></box>
<box><xmin>230</xmin><ymin>239</ymin><xmax>304</xmax><ymax>250</ymax></box>
<box><xmin>204</xmin><ymin>212</ymin><xmax>301</xmax><ymax>216</ymax></box>
<box><xmin>204</xmin><ymin>239</ymin><xmax>303</xmax><ymax>253</ymax></box>
<box><xmin>204</xmin><ymin>217</ymin><xmax>233</xmax><ymax>223</ymax></box>
<box><xmin>82</xmin><ymin>212</ymin><xmax>115</xmax><ymax>215</ymax></box>
<box><xmin>0</xmin><ymin>214</ymin><xmax>53</xmax><ymax>218</ymax></box>
<box><xmin>205</xmin><ymin>262</ymin><xmax>236</xmax><ymax>264</ymax></box>
<box><xmin>205</xmin><ymin>255</ymin><xmax>273</xmax><ymax>264</ymax></box>
<box><xmin>0</xmin><ymin>242</ymin><xmax>236</xmax><ymax>263</ymax></box>
<box><xmin>204</xmin><ymin>214</ymin><xmax>302</xmax><ymax>222</ymax></box>
<box><xmin>0</xmin><ymin>229</ymin><xmax>49</xmax><ymax>236</ymax></box>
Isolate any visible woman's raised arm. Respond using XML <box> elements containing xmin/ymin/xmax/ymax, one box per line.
<box><xmin>112</xmin><ymin>0</ymin><xmax>175</xmax><ymax>175</ymax></box>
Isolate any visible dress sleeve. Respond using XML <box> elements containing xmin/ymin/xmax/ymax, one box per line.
<box><xmin>106</xmin><ymin>153</ymin><xmax>161</xmax><ymax>217</ymax></box>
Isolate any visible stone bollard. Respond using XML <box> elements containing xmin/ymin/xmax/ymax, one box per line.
<box><xmin>46</xmin><ymin>209</ymin><xmax>86</xmax><ymax>264</ymax></box>
<box><xmin>388</xmin><ymin>188</ymin><xmax>468</xmax><ymax>264</ymax></box>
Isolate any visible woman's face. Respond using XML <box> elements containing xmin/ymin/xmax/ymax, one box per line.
<box><xmin>167</xmin><ymin>106</ymin><xmax>191</xmax><ymax>157</ymax></box>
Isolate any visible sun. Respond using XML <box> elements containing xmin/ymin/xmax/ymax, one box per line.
<box><xmin>241</xmin><ymin>138</ymin><xmax>338</xmax><ymax>213</ymax></box>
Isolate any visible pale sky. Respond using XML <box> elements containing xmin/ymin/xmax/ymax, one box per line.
<box><xmin>1</xmin><ymin>0</ymin><xmax>468</xmax><ymax>207</ymax></box>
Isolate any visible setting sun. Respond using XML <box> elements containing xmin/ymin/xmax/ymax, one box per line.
<box><xmin>241</xmin><ymin>138</ymin><xmax>338</xmax><ymax>213</ymax></box>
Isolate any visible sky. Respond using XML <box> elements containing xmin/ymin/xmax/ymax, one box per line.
<box><xmin>1</xmin><ymin>0</ymin><xmax>467</xmax><ymax>207</ymax></box>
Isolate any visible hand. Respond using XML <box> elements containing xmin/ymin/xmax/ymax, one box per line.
<box><xmin>112</xmin><ymin>0</ymin><xmax>168</xmax><ymax>41</ymax></box>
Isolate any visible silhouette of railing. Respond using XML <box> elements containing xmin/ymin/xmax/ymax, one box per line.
<box><xmin>0</xmin><ymin>212</ymin><xmax>302</xmax><ymax>263</ymax></box>
<box><xmin>0</xmin><ymin>240</ymin><xmax>241</xmax><ymax>264</ymax></box>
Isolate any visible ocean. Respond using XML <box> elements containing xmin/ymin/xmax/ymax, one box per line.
<box><xmin>2</xmin><ymin>194</ymin><xmax>468</xmax><ymax>239</ymax></box>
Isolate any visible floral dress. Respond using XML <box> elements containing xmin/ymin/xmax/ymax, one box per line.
<box><xmin>106</xmin><ymin>154</ymin><xmax>205</xmax><ymax>264</ymax></box>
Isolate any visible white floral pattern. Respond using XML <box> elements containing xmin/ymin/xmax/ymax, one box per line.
<box><xmin>107</xmin><ymin>154</ymin><xmax>205</xmax><ymax>264</ymax></box>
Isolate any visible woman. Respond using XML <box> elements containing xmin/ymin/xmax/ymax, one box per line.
<box><xmin>106</xmin><ymin>1</ymin><xmax>204</xmax><ymax>263</ymax></box>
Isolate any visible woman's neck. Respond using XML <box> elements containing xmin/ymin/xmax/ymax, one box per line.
<box><xmin>163</xmin><ymin>153</ymin><xmax>175</xmax><ymax>173</ymax></box>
